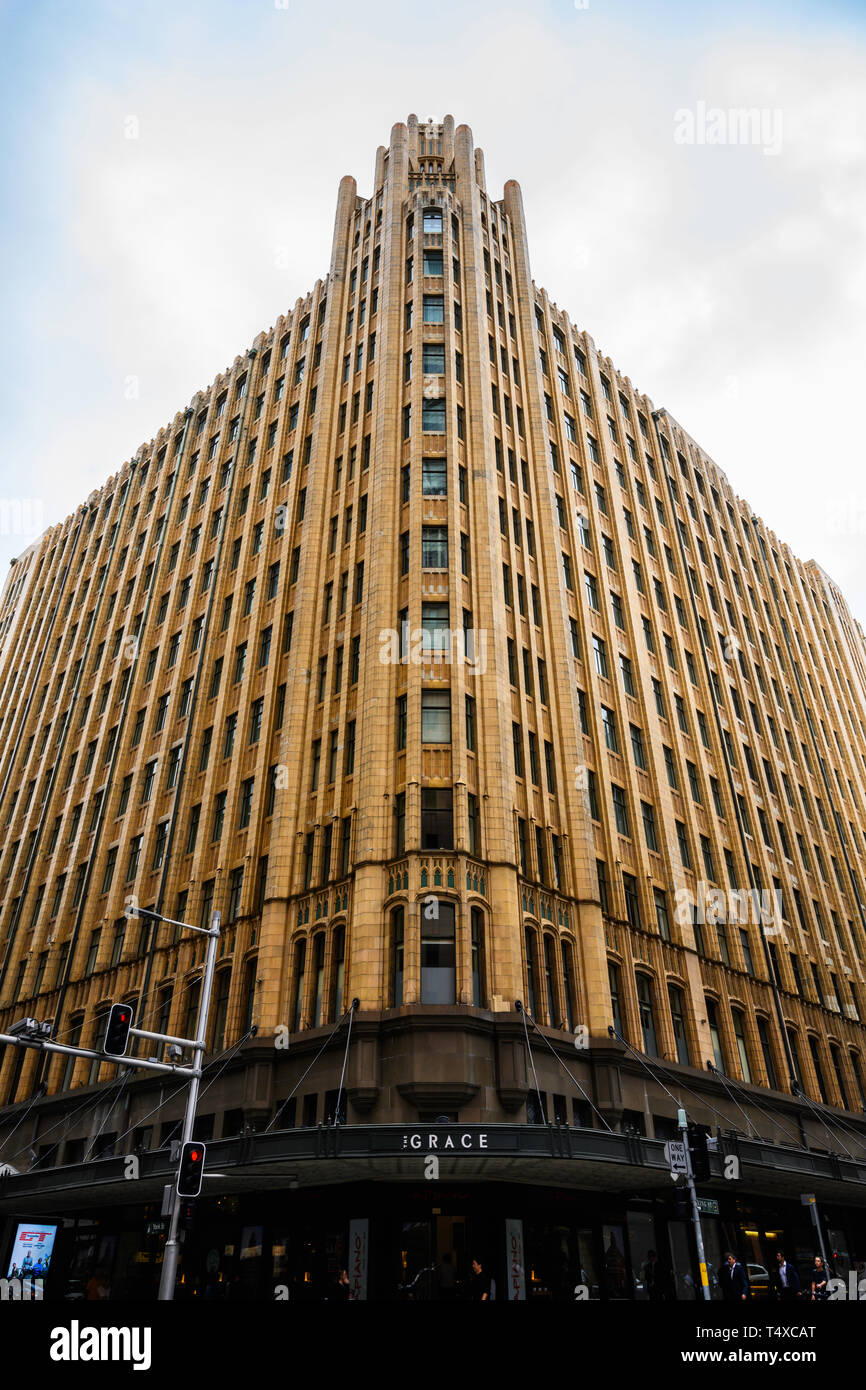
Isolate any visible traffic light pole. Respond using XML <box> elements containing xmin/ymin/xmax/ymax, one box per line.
<box><xmin>158</xmin><ymin>909</ymin><xmax>221</xmax><ymax>1302</ymax></box>
<box><xmin>679</xmin><ymin>1107</ymin><xmax>712</xmax><ymax>1302</ymax></box>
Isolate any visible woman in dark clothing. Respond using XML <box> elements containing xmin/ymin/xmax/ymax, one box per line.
<box><xmin>810</xmin><ymin>1256</ymin><xmax>829</xmax><ymax>1300</ymax></box>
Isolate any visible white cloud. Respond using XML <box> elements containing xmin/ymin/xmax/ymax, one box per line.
<box><xmin>2</xmin><ymin>1</ymin><xmax>865</xmax><ymax>625</ymax></box>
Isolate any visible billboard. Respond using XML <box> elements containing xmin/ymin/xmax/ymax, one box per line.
<box><xmin>6</xmin><ymin>1222</ymin><xmax>57</xmax><ymax>1279</ymax></box>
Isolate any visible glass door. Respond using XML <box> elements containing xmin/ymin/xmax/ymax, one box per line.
<box><xmin>397</xmin><ymin>1219</ymin><xmax>435</xmax><ymax>1300</ymax></box>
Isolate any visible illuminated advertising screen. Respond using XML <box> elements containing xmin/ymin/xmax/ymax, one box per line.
<box><xmin>6</xmin><ymin>1221</ymin><xmax>57</xmax><ymax>1279</ymax></box>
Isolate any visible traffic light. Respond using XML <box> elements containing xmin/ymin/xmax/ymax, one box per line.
<box><xmin>687</xmin><ymin>1122</ymin><xmax>711</xmax><ymax>1183</ymax></box>
<box><xmin>103</xmin><ymin>1001</ymin><xmax>134</xmax><ymax>1056</ymax></box>
<box><xmin>180</xmin><ymin>1200</ymin><xmax>197</xmax><ymax>1232</ymax></box>
<box><xmin>177</xmin><ymin>1141</ymin><xmax>206</xmax><ymax>1198</ymax></box>
<box><xmin>673</xmin><ymin>1187</ymin><xmax>690</xmax><ymax>1219</ymax></box>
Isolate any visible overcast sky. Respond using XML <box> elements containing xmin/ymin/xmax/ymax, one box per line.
<box><xmin>1</xmin><ymin>0</ymin><xmax>865</xmax><ymax>622</ymax></box>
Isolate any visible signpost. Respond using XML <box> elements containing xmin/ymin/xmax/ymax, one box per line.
<box><xmin>0</xmin><ymin>905</ymin><xmax>222</xmax><ymax>1303</ymax></box>
<box><xmin>697</xmin><ymin>1197</ymin><xmax>720</xmax><ymax>1216</ymax></box>
<box><xmin>801</xmin><ymin>1192</ymin><xmax>829</xmax><ymax>1267</ymax></box>
<box><xmin>665</xmin><ymin>1140</ymin><xmax>688</xmax><ymax>1175</ymax></box>
<box><xmin>679</xmin><ymin>1108</ymin><xmax>712</xmax><ymax>1302</ymax></box>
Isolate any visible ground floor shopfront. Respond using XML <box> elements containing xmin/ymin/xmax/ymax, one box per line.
<box><xmin>7</xmin><ymin>1177</ymin><xmax>866</xmax><ymax>1302</ymax></box>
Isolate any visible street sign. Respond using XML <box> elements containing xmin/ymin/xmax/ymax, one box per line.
<box><xmin>697</xmin><ymin>1198</ymin><xmax>720</xmax><ymax>1216</ymax></box>
<box><xmin>800</xmin><ymin>1193</ymin><xmax>816</xmax><ymax>1206</ymax></box>
<box><xmin>665</xmin><ymin>1140</ymin><xmax>688</xmax><ymax>1173</ymax></box>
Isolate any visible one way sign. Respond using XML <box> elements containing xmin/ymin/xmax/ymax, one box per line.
<box><xmin>665</xmin><ymin>1140</ymin><xmax>688</xmax><ymax>1174</ymax></box>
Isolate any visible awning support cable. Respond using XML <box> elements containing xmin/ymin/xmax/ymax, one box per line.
<box><xmin>520</xmin><ymin>1007</ymin><xmax>614</xmax><ymax>1132</ymax></box>
<box><xmin>516</xmin><ymin>1001</ymin><xmax>545</xmax><ymax>1125</ymax></box>
<box><xmin>267</xmin><ymin>1002</ymin><xmax>355</xmax><ymax>1133</ymax></box>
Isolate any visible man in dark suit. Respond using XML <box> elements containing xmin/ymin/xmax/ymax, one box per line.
<box><xmin>771</xmin><ymin>1251</ymin><xmax>801</xmax><ymax>1300</ymax></box>
<box><xmin>725</xmin><ymin>1252</ymin><xmax>751</xmax><ymax>1301</ymax></box>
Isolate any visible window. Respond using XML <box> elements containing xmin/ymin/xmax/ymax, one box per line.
<box><xmin>343</xmin><ymin>721</ymin><xmax>356</xmax><ymax>775</ymax></box>
<box><xmin>601</xmin><ymin>705</ymin><xmax>618</xmax><ymax>753</ymax></box>
<box><xmin>227</xmin><ymin>865</ymin><xmax>244</xmax><ymax>924</ymax></box>
<box><xmin>422</xmin><ymin>398</ymin><xmax>446</xmax><ymax>432</ymax></box>
<box><xmin>422</xmin><ymin>457</ymin><xmax>447</xmax><ymax>495</ymax></box>
<box><xmin>623</xmin><ymin>872</ymin><xmax>640</xmax><ymax>927</ymax></box>
<box><xmin>223</xmin><ymin>712</ymin><xmax>237</xmax><ymax>759</ymax></box>
<box><xmin>421</xmin><ymin>788</ymin><xmax>452</xmax><ymax>849</ymax></box>
<box><xmin>239</xmin><ymin>776</ymin><xmax>254</xmax><ymax>828</ymax></box>
<box><xmin>676</xmin><ymin>820</ymin><xmax>692</xmax><ymax>870</ymax></box>
<box><xmin>642</xmin><ymin>801</ymin><xmax>659</xmax><ymax>852</ymax></box>
<box><xmin>152</xmin><ymin>820</ymin><xmax>168</xmax><ymax>870</ymax></box>
<box><xmin>141</xmin><ymin>759</ymin><xmax>157</xmax><ymax>802</ymax></box>
<box><xmin>669</xmin><ymin>986</ymin><xmax>689</xmax><ymax>1064</ymax></box>
<box><xmin>421</xmin><ymin>689</ymin><xmax>451</xmax><ymax>742</ymax></box>
<box><xmin>423</xmin><ymin>295</ymin><xmax>444</xmax><ymax>323</ymax></box>
<box><xmin>592</xmin><ymin>635</ymin><xmax>608</xmax><ymax>678</ymax></box>
<box><xmin>732</xmin><ymin>1009</ymin><xmax>752</xmax><ymax>1083</ymax></box>
<box><xmin>421</xmin><ymin>901</ymin><xmax>456</xmax><ymax>1004</ymax></box>
<box><xmin>423</xmin><ymin>207</ymin><xmax>443</xmax><ymax>233</ymax></box>
<box><xmin>636</xmin><ymin>974</ymin><xmax>658</xmax><ymax>1056</ymax></box>
<box><xmin>612</xmin><ymin>783</ymin><xmax>629</xmax><ymax>836</ymax></box>
<box><xmin>630</xmin><ymin>724</ymin><xmax>646</xmax><ymax>769</ymax></box>
<box><xmin>212</xmin><ymin>790</ymin><xmax>227</xmax><ymax>841</ymax></box>
<box><xmin>422</xmin><ymin>526</ymin><xmax>448</xmax><ymax>568</ymax></box>
<box><xmin>622</xmin><ymin>650</ymin><xmax>636</xmax><ymax>695</ymax></box>
<box><xmin>126</xmin><ymin>833</ymin><xmax>142</xmax><ymax>882</ymax></box>
<box><xmin>706</xmin><ymin>999</ymin><xmax>725</xmax><ymax>1074</ymax></box>
<box><xmin>234</xmin><ymin>642</ymin><xmax>247</xmax><ymax>683</ymax></box>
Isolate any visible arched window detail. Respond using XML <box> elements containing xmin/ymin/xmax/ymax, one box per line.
<box><xmin>312</xmin><ymin>933</ymin><xmax>326</xmax><ymax>1028</ymax></box>
<box><xmin>391</xmin><ymin>907</ymin><xmax>404</xmax><ymax>1007</ymax></box>
<box><xmin>524</xmin><ymin>925</ymin><xmax>539</xmax><ymax>1018</ymax></box>
<box><xmin>331</xmin><ymin>924</ymin><xmax>346</xmax><ymax>1019</ymax></box>
<box><xmin>808</xmin><ymin>1035</ymin><xmax>829</xmax><ymax>1104</ymax></box>
<box><xmin>542</xmin><ymin>934</ymin><xmax>557</xmax><ymax>1027</ymax></box>
<box><xmin>635</xmin><ymin>973</ymin><xmax>658</xmax><ymax>1057</ymax></box>
<box><xmin>829</xmin><ymin>1043</ymin><xmax>848</xmax><ymax>1110</ymax></box>
<box><xmin>706</xmin><ymin>998</ymin><xmax>725</xmax><ymax>1074</ymax></box>
<box><xmin>849</xmin><ymin>1050</ymin><xmax>866</xmax><ymax>1110</ymax></box>
<box><xmin>757</xmin><ymin>1016</ymin><xmax>778</xmax><ymax>1090</ymax></box>
<box><xmin>291</xmin><ymin>939</ymin><xmax>306</xmax><ymax>1031</ymax></box>
<box><xmin>668</xmin><ymin>984</ymin><xmax>690</xmax><ymax>1066</ymax></box>
<box><xmin>731</xmin><ymin>1008</ymin><xmax>752</xmax><ymax>1083</ymax></box>
<box><xmin>60</xmin><ymin>1014</ymin><xmax>85</xmax><ymax>1093</ymax></box>
<box><xmin>211</xmin><ymin>969</ymin><xmax>231</xmax><ymax>1053</ymax></box>
<box><xmin>608</xmin><ymin>961</ymin><xmax>623</xmax><ymax>1037</ymax></box>
<box><xmin>423</xmin><ymin>207</ymin><xmax>443</xmax><ymax>234</ymax></box>
<box><xmin>421</xmin><ymin>900</ymin><xmax>456</xmax><ymax>1004</ymax></box>
<box><xmin>786</xmin><ymin>1027</ymin><xmax>803</xmax><ymax>1088</ymax></box>
<box><xmin>470</xmin><ymin>907</ymin><xmax>485</xmax><ymax>1008</ymax></box>
<box><xmin>241</xmin><ymin>955</ymin><xmax>258</xmax><ymax>1034</ymax></box>
<box><xmin>560</xmin><ymin>940</ymin><xmax>576</xmax><ymax>1032</ymax></box>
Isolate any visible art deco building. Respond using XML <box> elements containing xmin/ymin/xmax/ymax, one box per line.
<box><xmin>1</xmin><ymin>115</ymin><xmax>866</xmax><ymax>1300</ymax></box>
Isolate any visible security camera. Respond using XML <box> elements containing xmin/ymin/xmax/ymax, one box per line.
<box><xmin>166</xmin><ymin>1044</ymin><xmax>184</xmax><ymax>1064</ymax></box>
<box><xmin>9</xmin><ymin>1018</ymin><xmax>40</xmax><ymax>1039</ymax></box>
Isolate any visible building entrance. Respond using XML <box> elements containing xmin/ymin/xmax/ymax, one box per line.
<box><xmin>396</xmin><ymin>1213</ymin><xmax>469</xmax><ymax>1299</ymax></box>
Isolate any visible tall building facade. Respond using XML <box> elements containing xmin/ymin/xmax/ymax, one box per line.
<box><xmin>1</xmin><ymin>115</ymin><xmax>866</xmax><ymax>1300</ymax></box>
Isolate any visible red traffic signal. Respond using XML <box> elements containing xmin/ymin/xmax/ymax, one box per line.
<box><xmin>103</xmin><ymin>1002</ymin><xmax>134</xmax><ymax>1056</ymax></box>
<box><xmin>177</xmin><ymin>1141</ymin><xmax>206</xmax><ymax>1198</ymax></box>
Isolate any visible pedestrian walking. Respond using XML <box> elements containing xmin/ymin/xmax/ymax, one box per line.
<box><xmin>771</xmin><ymin>1251</ymin><xmax>801</xmax><ymax>1300</ymax></box>
<box><xmin>470</xmin><ymin>1257</ymin><xmax>492</xmax><ymax>1301</ymax></box>
<box><xmin>725</xmin><ymin>1252</ymin><xmax>750</xmax><ymax>1301</ymax></box>
<box><xmin>810</xmin><ymin>1256</ymin><xmax>829</xmax><ymax>1300</ymax></box>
